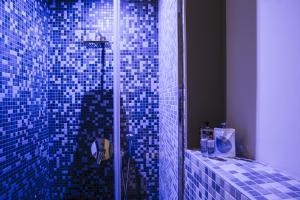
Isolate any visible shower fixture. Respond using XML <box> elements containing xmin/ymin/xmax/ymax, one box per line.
<box><xmin>81</xmin><ymin>33</ymin><xmax>111</xmax><ymax>48</ymax></box>
<box><xmin>91</xmin><ymin>138</ymin><xmax>113</xmax><ymax>165</ymax></box>
<box><xmin>122</xmin><ymin>133</ymin><xmax>134</xmax><ymax>200</ymax></box>
<box><xmin>81</xmin><ymin>32</ymin><xmax>111</xmax><ymax>92</ymax></box>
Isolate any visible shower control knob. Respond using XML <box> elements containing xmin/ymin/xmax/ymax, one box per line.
<box><xmin>91</xmin><ymin>138</ymin><xmax>113</xmax><ymax>165</ymax></box>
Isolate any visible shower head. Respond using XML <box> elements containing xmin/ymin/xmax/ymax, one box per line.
<box><xmin>81</xmin><ymin>40</ymin><xmax>111</xmax><ymax>48</ymax></box>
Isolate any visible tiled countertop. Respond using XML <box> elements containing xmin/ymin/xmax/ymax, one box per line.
<box><xmin>185</xmin><ymin>150</ymin><xmax>300</xmax><ymax>200</ymax></box>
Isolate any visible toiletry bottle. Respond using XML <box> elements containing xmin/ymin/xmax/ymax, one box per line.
<box><xmin>200</xmin><ymin>122</ymin><xmax>210</xmax><ymax>156</ymax></box>
<box><xmin>221</xmin><ymin>122</ymin><xmax>226</xmax><ymax>128</ymax></box>
<box><xmin>207</xmin><ymin>131</ymin><xmax>215</xmax><ymax>157</ymax></box>
<box><xmin>200</xmin><ymin>129</ymin><xmax>208</xmax><ymax>155</ymax></box>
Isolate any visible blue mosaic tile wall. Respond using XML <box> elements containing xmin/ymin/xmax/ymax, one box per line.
<box><xmin>185</xmin><ymin>150</ymin><xmax>300</xmax><ymax>200</ymax></box>
<box><xmin>0</xmin><ymin>0</ymin><xmax>49</xmax><ymax>199</ymax></box>
<box><xmin>48</xmin><ymin>0</ymin><xmax>114</xmax><ymax>199</ymax></box>
<box><xmin>158</xmin><ymin>0</ymin><xmax>179</xmax><ymax>199</ymax></box>
<box><xmin>48</xmin><ymin>0</ymin><xmax>159</xmax><ymax>199</ymax></box>
<box><xmin>0</xmin><ymin>0</ymin><xmax>159</xmax><ymax>198</ymax></box>
<box><xmin>120</xmin><ymin>0</ymin><xmax>159</xmax><ymax>199</ymax></box>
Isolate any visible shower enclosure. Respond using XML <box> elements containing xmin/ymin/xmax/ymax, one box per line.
<box><xmin>47</xmin><ymin>0</ymin><xmax>158</xmax><ymax>199</ymax></box>
<box><xmin>0</xmin><ymin>0</ymin><xmax>159</xmax><ymax>199</ymax></box>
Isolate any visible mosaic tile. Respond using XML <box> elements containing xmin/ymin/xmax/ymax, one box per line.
<box><xmin>1</xmin><ymin>0</ymin><xmax>159</xmax><ymax>199</ymax></box>
<box><xmin>48</xmin><ymin>0</ymin><xmax>159</xmax><ymax>199</ymax></box>
<box><xmin>120</xmin><ymin>0</ymin><xmax>159</xmax><ymax>199</ymax></box>
<box><xmin>158</xmin><ymin>0</ymin><xmax>179</xmax><ymax>199</ymax></box>
<box><xmin>185</xmin><ymin>150</ymin><xmax>300</xmax><ymax>200</ymax></box>
<box><xmin>48</xmin><ymin>0</ymin><xmax>114</xmax><ymax>198</ymax></box>
<box><xmin>0</xmin><ymin>0</ymin><xmax>49</xmax><ymax>199</ymax></box>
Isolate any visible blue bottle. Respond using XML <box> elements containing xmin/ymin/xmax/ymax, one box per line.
<box><xmin>207</xmin><ymin>131</ymin><xmax>215</xmax><ymax>157</ymax></box>
<box><xmin>200</xmin><ymin>122</ymin><xmax>212</xmax><ymax>156</ymax></box>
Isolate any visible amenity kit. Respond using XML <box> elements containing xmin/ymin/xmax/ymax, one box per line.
<box><xmin>200</xmin><ymin>122</ymin><xmax>236</xmax><ymax>158</ymax></box>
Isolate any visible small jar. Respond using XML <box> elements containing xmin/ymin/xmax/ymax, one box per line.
<box><xmin>207</xmin><ymin>139</ymin><xmax>215</xmax><ymax>156</ymax></box>
<box><xmin>200</xmin><ymin>136</ymin><xmax>208</xmax><ymax>155</ymax></box>
<box><xmin>200</xmin><ymin>122</ymin><xmax>212</xmax><ymax>156</ymax></box>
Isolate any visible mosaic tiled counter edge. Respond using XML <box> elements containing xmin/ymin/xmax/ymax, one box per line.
<box><xmin>185</xmin><ymin>150</ymin><xmax>300</xmax><ymax>200</ymax></box>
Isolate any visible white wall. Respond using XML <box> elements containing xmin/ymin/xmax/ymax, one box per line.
<box><xmin>226</xmin><ymin>0</ymin><xmax>257</xmax><ymax>159</ymax></box>
<box><xmin>257</xmin><ymin>0</ymin><xmax>300</xmax><ymax>179</ymax></box>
